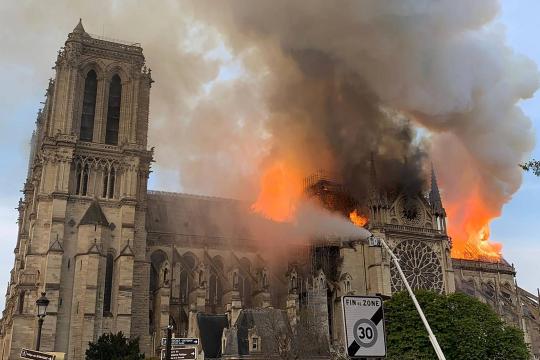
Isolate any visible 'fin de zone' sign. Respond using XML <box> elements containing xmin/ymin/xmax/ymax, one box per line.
<box><xmin>342</xmin><ymin>295</ymin><xmax>386</xmax><ymax>358</ymax></box>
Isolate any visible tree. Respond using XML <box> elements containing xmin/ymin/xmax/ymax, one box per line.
<box><xmin>86</xmin><ymin>332</ymin><xmax>144</xmax><ymax>360</ymax></box>
<box><xmin>519</xmin><ymin>160</ymin><xmax>540</xmax><ymax>176</ymax></box>
<box><xmin>384</xmin><ymin>290</ymin><xmax>530</xmax><ymax>360</ymax></box>
<box><xmin>261</xmin><ymin>307</ymin><xmax>330</xmax><ymax>359</ymax></box>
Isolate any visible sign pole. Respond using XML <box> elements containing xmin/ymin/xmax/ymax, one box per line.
<box><xmin>165</xmin><ymin>325</ymin><xmax>173</xmax><ymax>360</ymax></box>
<box><xmin>376</xmin><ymin>235</ymin><xmax>447</xmax><ymax>360</ymax></box>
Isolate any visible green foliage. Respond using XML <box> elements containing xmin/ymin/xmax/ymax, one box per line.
<box><xmin>520</xmin><ymin>160</ymin><xmax>540</xmax><ymax>176</ymax></box>
<box><xmin>86</xmin><ymin>332</ymin><xmax>144</xmax><ymax>360</ymax></box>
<box><xmin>384</xmin><ymin>291</ymin><xmax>529</xmax><ymax>360</ymax></box>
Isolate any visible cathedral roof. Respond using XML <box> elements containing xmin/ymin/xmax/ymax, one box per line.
<box><xmin>224</xmin><ymin>309</ymin><xmax>290</xmax><ymax>356</ymax></box>
<box><xmin>80</xmin><ymin>201</ymin><xmax>109</xmax><ymax>227</ymax></box>
<box><xmin>146</xmin><ymin>191</ymin><xmax>252</xmax><ymax>241</ymax></box>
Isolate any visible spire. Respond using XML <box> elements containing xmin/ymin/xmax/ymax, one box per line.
<box><xmin>367</xmin><ymin>152</ymin><xmax>388</xmax><ymax>209</ymax></box>
<box><xmin>79</xmin><ymin>200</ymin><xmax>109</xmax><ymax>227</ymax></box>
<box><xmin>72</xmin><ymin>18</ymin><xmax>86</xmax><ymax>35</ymax></box>
<box><xmin>429</xmin><ymin>165</ymin><xmax>445</xmax><ymax>216</ymax></box>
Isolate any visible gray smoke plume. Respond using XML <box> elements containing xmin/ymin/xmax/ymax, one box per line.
<box><xmin>184</xmin><ymin>0</ymin><xmax>539</xmax><ymax>256</ymax></box>
<box><xmin>1</xmin><ymin>1</ymin><xmax>538</xmax><ymax>255</ymax></box>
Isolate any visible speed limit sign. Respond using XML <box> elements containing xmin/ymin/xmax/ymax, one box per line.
<box><xmin>342</xmin><ymin>295</ymin><xmax>386</xmax><ymax>358</ymax></box>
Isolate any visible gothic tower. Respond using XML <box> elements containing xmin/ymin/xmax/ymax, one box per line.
<box><xmin>0</xmin><ymin>20</ymin><xmax>153</xmax><ymax>359</ymax></box>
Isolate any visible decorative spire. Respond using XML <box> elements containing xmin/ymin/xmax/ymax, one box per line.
<box><xmin>72</xmin><ymin>18</ymin><xmax>86</xmax><ymax>34</ymax></box>
<box><xmin>367</xmin><ymin>152</ymin><xmax>388</xmax><ymax>208</ymax></box>
<box><xmin>429</xmin><ymin>165</ymin><xmax>445</xmax><ymax>216</ymax></box>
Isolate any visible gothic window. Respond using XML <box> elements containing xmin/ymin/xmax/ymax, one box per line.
<box><xmin>105</xmin><ymin>75</ymin><xmax>122</xmax><ymax>145</ymax></box>
<box><xmin>107</xmin><ymin>167</ymin><xmax>116</xmax><ymax>199</ymax></box>
<box><xmin>390</xmin><ymin>240</ymin><xmax>444</xmax><ymax>294</ymax></box>
<box><xmin>179</xmin><ymin>253</ymin><xmax>196</xmax><ymax>304</ymax></box>
<box><xmin>179</xmin><ymin>268</ymin><xmax>189</xmax><ymax>303</ymax></box>
<box><xmin>80</xmin><ymin>70</ymin><xmax>98</xmax><ymax>141</ymax></box>
<box><xmin>103</xmin><ymin>253</ymin><xmax>114</xmax><ymax>315</ymax></box>
<box><xmin>17</xmin><ymin>290</ymin><xmax>25</xmax><ymax>314</ymax></box>
<box><xmin>102</xmin><ymin>167</ymin><xmax>116</xmax><ymax>199</ymax></box>
<box><xmin>239</xmin><ymin>258</ymin><xmax>252</xmax><ymax>308</ymax></box>
<box><xmin>208</xmin><ymin>256</ymin><xmax>224</xmax><ymax>308</ymax></box>
<box><xmin>75</xmin><ymin>163</ymin><xmax>89</xmax><ymax>196</ymax></box>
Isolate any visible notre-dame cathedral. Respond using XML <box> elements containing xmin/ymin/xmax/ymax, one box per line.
<box><xmin>0</xmin><ymin>22</ymin><xmax>538</xmax><ymax>359</ymax></box>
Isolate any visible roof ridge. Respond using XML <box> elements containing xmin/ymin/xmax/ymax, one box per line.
<box><xmin>147</xmin><ymin>189</ymin><xmax>242</xmax><ymax>203</ymax></box>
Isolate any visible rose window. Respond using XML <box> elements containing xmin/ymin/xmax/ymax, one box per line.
<box><xmin>397</xmin><ymin>196</ymin><xmax>424</xmax><ymax>227</ymax></box>
<box><xmin>390</xmin><ymin>240</ymin><xmax>444</xmax><ymax>293</ymax></box>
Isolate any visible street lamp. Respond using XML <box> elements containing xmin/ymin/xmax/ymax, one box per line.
<box><xmin>165</xmin><ymin>324</ymin><xmax>173</xmax><ymax>360</ymax></box>
<box><xmin>35</xmin><ymin>292</ymin><xmax>49</xmax><ymax>351</ymax></box>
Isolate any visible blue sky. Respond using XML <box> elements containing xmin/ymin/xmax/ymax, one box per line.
<box><xmin>0</xmin><ymin>1</ymin><xmax>538</xmax><ymax>310</ymax></box>
<box><xmin>489</xmin><ymin>1</ymin><xmax>540</xmax><ymax>295</ymax></box>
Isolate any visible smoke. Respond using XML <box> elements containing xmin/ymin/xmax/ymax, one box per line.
<box><xmin>1</xmin><ymin>1</ymin><xmax>538</xmax><ymax>257</ymax></box>
<box><xmin>184</xmin><ymin>0</ymin><xmax>539</xmax><ymax>257</ymax></box>
<box><xmin>245</xmin><ymin>199</ymin><xmax>372</xmax><ymax>265</ymax></box>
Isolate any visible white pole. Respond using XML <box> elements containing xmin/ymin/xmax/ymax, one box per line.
<box><xmin>377</xmin><ymin>236</ymin><xmax>447</xmax><ymax>360</ymax></box>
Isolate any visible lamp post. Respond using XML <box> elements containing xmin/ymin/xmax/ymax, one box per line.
<box><xmin>165</xmin><ymin>324</ymin><xmax>173</xmax><ymax>360</ymax></box>
<box><xmin>35</xmin><ymin>292</ymin><xmax>49</xmax><ymax>351</ymax></box>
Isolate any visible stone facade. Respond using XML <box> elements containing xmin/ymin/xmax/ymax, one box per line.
<box><xmin>0</xmin><ymin>21</ymin><xmax>152</xmax><ymax>359</ymax></box>
<box><xmin>0</xmin><ymin>22</ymin><xmax>538</xmax><ymax>360</ymax></box>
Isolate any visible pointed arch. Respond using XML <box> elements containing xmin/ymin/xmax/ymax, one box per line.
<box><xmin>105</xmin><ymin>74</ymin><xmax>122</xmax><ymax>145</ymax></box>
<box><xmin>80</xmin><ymin>70</ymin><xmax>97</xmax><ymax>141</ymax></box>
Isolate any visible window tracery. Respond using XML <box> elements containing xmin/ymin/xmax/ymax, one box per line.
<box><xmin>390</xmin><ymin>239</ymin><xmax>444</xmax><ymax>293</ymax></box>
<box><xmin>80</xmin><ymin>70</ymin><xmax>97</xmax><ymax>141</ymax></box>
<box><xmin>105</xmin><ymin>75</ymin><xmax>122</xmax><ymax>145</ymax></box>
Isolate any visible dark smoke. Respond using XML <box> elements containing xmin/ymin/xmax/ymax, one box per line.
<box><xmin>275</xmin><ymin>49</ymin><xmax>427</xmax><ymax>200</ymax></box>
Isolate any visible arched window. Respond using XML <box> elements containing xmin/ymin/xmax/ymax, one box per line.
<box><xmin>103</xmin><ymin>253</ymin><xmax>114</xmax><ymax>315</ymax></box>
<box><xmin>179</xmin><ymin>254</ymin><xmax>196</xmax><ymax>304</ymax></box>
<box><xmin>105</xmin><ymin>75</ymin><xmax>122</xmax><ymax>145</ymax></box>
<box><xmin>102</xmin><ymin>167</ymin><xmax>116</xmax><ymax>199</ymax></box>
<box><xmin>102</xmin><ymin>168</ymin><xmax>109</xmax><ymax>198</ymax></box>
<box><xmin>75</xmin><ymin>163</ymin><xmax>89</xmax><ymax>196</ymax></box>
<box><xmin>18</xmin><ymin>290</ymin><xmax>25</xmax><ymax>314</ymax></box>
<box><xmin>239</xmin><ymin>258</ymin><xmax>252</xmax><ymax>308</ymax></box>
<box><xmin>80</xmin><ymin>70</ymin><xmax>98</xmax><ymax>141</ymax></box>
<box><xmin>108</xmin><ymin>168</ymin><xmax>115</xmax><ymax>198</ymax></box>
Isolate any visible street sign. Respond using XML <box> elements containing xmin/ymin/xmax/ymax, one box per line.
<box><xmin>342</xmin><ymin>295</ymin><xmax>386</xmax><ymax>358</ymax></box>
<box><xmin>160</xmin><ymin>347</ymin><xmax>197</xmax><ymax>360</ymax></box>
<box><xmin>160</xmin><ymin>337</ymin><xmax>199</xmax><ymax>347</ymax></box>
<box><xmin>20</xmin><ymin>348</ymin><xmax>56</xmax><ymax>360</ymax></box>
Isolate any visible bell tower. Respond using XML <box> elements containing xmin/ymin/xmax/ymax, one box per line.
<box><xmin>0</xmin><ymin>20</ymin><xmax>153</xmax><ymax>359</ymax></box>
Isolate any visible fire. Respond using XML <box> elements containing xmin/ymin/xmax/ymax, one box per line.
<box><xmin>251</xmin><ymin>161</ymin><xmax>304</xmax><ymax>222</ymax></box>
<box><xmin>349</xmin><ymin>210</ymin><xmax>368</xmax><ymax>227</ymax></box>
<box><xmin>445</xmin><ymin>189</ymin><xmax>502</xmax><ymax>262</ymax></box>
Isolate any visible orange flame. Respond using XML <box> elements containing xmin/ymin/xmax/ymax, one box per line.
<box><xmin>446</xmin><ymin>189</ymin><xmax>502</xmax><ymax>262</ymax></box>
<box><xmin>251</xmin><ymin>161</ymin><xmax>304</xmax><ymax>222</ymax></box>
<box><xmin>349</xmin><ymin>210</ymin><xmax>368</xmax><ymax>227</ymax></box>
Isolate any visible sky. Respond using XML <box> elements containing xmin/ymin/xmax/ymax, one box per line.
<box><xmin>0</xmin><ymin>1</ymin><xmax>538</xmax><ymax>310</ymax></box>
